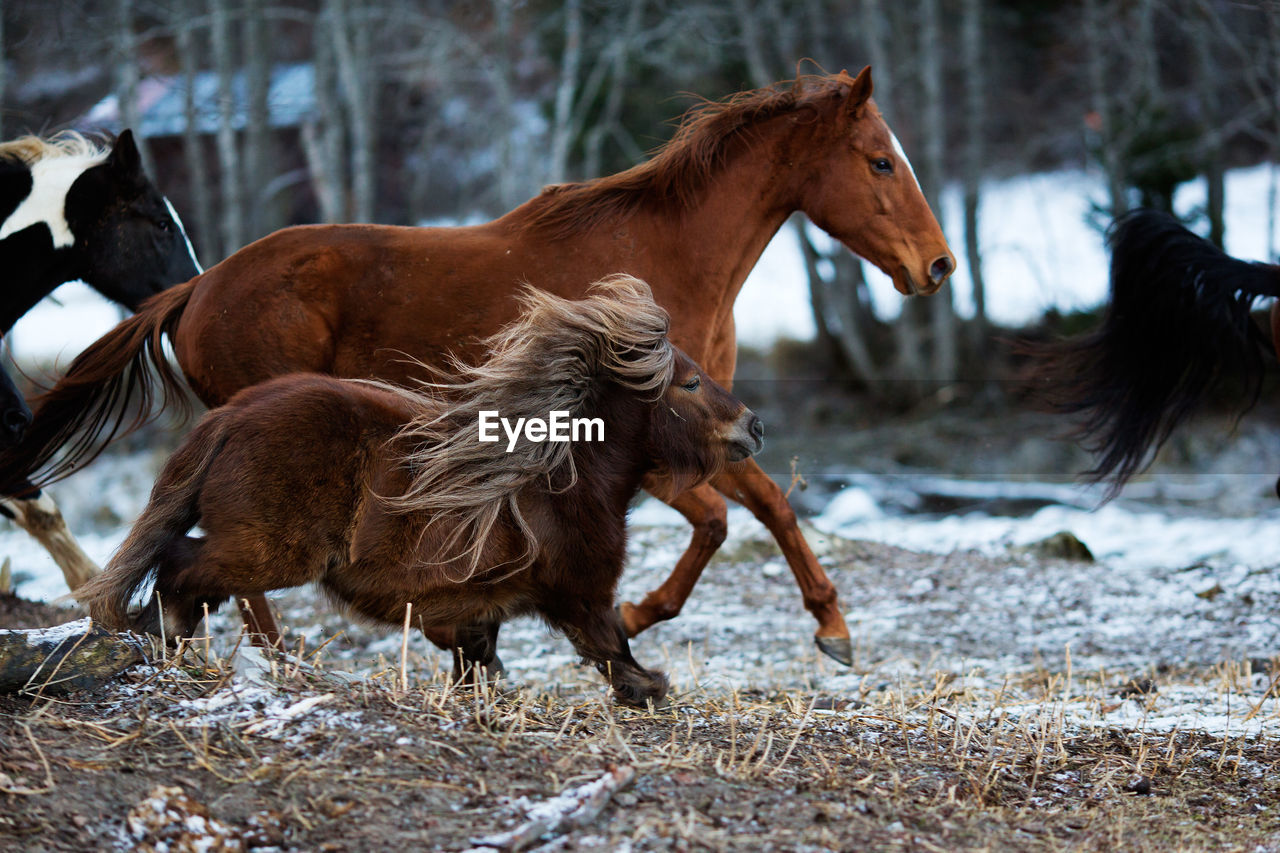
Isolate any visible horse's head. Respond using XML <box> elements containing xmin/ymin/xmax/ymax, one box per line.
<box><xmin>797</xmin><ymin>67</ymin><xmax>954</xmax><ymax>296</ymax></box>
<box><xmin>644</xmin><ymin>347</ymin><xmax>762</xmax><ymax>500</ymax></box>
<box><xmin>65</xmin><ymin>130</ymin><xmax>201</xmax><ymax>309</ymax></box>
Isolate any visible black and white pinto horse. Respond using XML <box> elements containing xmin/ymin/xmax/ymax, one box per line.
<box><xmin>0</xmin><ymin>129</ymin><xmax>200</xmax><ymax>591</ymax></box>
<box><xmin>1024</xmin><ymin>209</ymin><xmax>1280</xmax><ymax>496</ymax></box>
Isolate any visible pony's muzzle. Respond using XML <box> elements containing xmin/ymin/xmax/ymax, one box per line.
<box><xmin>727</xmin><ymin>411</ymin><xmax>764</xmax><ymax>461</ymax></box>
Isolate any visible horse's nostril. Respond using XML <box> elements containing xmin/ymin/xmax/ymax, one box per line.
<box><xmin>750</xmin><ymin>416</ymin><xmax>764</xmax><ymax>440</ymax></box>
<box><xmin>930</xmin><ymin>255</ymin><xmax>955</xmax><ymax>285</ymax></box>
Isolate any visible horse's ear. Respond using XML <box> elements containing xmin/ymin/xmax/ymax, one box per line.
<box><xmin>845</xmin><ymin>66</ymin><xmax>874</xmax><ymax>113</ymax></box>
<box><xmin>109</xmin><ymin>129</ymin><xmax>143</xmax><ymax>176</ymax></box>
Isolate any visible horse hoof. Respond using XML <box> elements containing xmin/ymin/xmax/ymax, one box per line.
<box><xmin>815</xmin><ymin>635</ymin><xmax>853</xmax><ymax>667</ymax></box>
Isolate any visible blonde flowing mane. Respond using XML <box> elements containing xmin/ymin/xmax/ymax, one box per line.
<box><xmin>0</xmin><ymin>130</ymin><xmax>110</xmax><ymax>166</ymax></box>
<box><xmin>375</xmin><ymin>274</ymin><xmax>675</xmax><ymax>580</ymax></box>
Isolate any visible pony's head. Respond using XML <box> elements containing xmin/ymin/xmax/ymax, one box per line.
<box><xmin>0</xmin><ymin>130</ymin><xmax>201</xmax><ymax>308</ymax></box>
<box><xmin>792</xmin><ymin>67</ymin><xmax>954</xmax><ymax>296</ymax></box>
<box><xmin>641</xmin><ymin>346</ymin><xmax>762</xmax><ymax>502</ymax></box>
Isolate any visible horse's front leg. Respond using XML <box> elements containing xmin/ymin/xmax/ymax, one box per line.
<box><xmin>711</xmin><ymin>459</ymin><xmax>851</xmax><ymax>664</ymax></box>
<box><xmin>622</xmin><ymin>460</ymin><xmax>852</xmax><ymax>666</ymax></box>
<box><xmin>0</xmin><ymin>488</ymin><xmax>98</xmax><ymax>591</ymax></box>
<box><xmin>545</xmin><ymin>597</ymin><xmax>667</xmax><ymax>708</ymax></box>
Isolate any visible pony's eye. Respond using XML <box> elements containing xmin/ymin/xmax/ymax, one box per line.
<box><xmin>872</xmin><ymin>158</ymin><xmax>894</xmax><ymax>175</ymax></box>
<box><xmin>682</xmin><ymin>376</ymin><xmax>701</xmax><ymax>392</ymax></box>
<box><xmin>156</xmin><ymin>220</ymin><xmax>171</xmax><ymax>232</ymax></box>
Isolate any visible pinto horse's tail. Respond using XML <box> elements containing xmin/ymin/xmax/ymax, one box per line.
<box><xmin>0</xmin><ymin>279</ymin><xmax>195</xmax><ymax>493</ymax></box>
<box><xmin>1023</xmin><ymin>209</ymin><xmax>1280</xmax><ymax>495</ymax></box>
<box><xmin>77</xmin><ymin>409</ymin><xmax>229</xmax><ymax>632</ymax></box>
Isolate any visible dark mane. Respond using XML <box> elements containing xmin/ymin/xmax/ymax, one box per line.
<box><xmin>523</xmin><ymin>74</ymin><xmax>854</xmax><ymax>238</ymax></box>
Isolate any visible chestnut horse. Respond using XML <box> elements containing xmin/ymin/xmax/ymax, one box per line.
<box><xmin>80</xmin><ymin>278</ymin><xmax>761</xmax><ymax>706</ymax></box>
<box><xmin>1023</xmin><ymin>209</ymin><xmax>1280</xmax><ymax>495</ymax></box>
<box><xmin>7</xmin><ymin>68</ymin><xmax>953</xmax><ymax>665</ymax></box>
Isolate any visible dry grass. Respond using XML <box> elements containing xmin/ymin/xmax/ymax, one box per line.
<box><xmin>2</xmin><ymin>618</ymin><xmax>1280</xmax><ymax>852</ymax></box>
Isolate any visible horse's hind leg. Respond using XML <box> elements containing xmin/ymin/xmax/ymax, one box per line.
<box><xmin>544</xmin><ymin>598</ymin><xmax>667</xmax><ymax>708</ymax></box>
<box><xmin>0</xmin><ymin>488</ymin><xmax>99</xmax><ymax>590</ymax></box>
<box><xmin>449</xmin><ymin>621</ymin><xmax>505</xmax><ymax>686</ymax></box>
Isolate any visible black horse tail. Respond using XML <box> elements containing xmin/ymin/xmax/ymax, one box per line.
<box><xmin>0</xmin><ymin>279</ymin><xmax>196</xmax><ymax>493</ymax></box>
<box><xmin>77</xmin><ymin>409</ymin><xmax>230</xmax><ymax>631</ymax></box>
<box><xmin>1024</xmin><ymin>209</ymin><xmax>1280</xmax><ymax>496</ymax></box>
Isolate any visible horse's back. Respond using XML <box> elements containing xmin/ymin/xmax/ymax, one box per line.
<box><xmin>173</xmin><ymin>222</ymin><xmax>521</xmax><ymax>402</ymax></box>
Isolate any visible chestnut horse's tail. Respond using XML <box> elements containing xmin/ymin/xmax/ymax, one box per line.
<box><xmin>1024</xmin><ymin>209</ymin><xmax>1280</xmax><ymax>495</ymax></box>
<box><xmin>0</xmin><ymin>279</ymin><xmax>195</xmax><ymax>493</ymax></box>
<box><xmin>78</xmin><ymin>409</ymin><xmax>230</xmax><ymax>630</ymax></box>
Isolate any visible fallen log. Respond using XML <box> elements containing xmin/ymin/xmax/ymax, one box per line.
<box><xmin>0</xmin><ymin>618</ymin><xmax>146</xmax><ymax>695</ymax></box>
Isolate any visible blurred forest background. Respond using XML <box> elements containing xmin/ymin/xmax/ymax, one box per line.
<box><xmin>3</xmin><ymin>0</ymin><xmax>1280</xmax><ymax>396</ymax></box>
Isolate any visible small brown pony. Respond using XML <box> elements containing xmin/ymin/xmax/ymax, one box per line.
<box><xmin>78</xmin><ymin>277</ymin><xmax>762</xmax><ymax>706</ymax></box>
<box><xmin>11</xmin><ymin>67</ymin><xmax>952</xmax><ymax>664</ymax></box>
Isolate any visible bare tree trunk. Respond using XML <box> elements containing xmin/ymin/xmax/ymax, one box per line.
<box><xmin>548</xmin><ymin>0</ymin><xmax>582</xmax><ymax>183</ymax></box>
<box><xmin>918</xmin><ymin>0</ymin><xmax>957</xmax><ymax>384</ymax></box>
<box><xmin>795</xmin><ymin>219</ymin><xmax>881</xmax><ymax>386</ymax></box>
<box><xmin>243</xmin><ymin>0</ymin><xmax>273</xmax><ymax>236</ymax></box>
<box><xmin>327</xmin><ymin>0</ymin><xmax>375</xmax><ymax>222</ymax></box>
<box><xmin>1084</xmin><ymin>0</ymin><xmax>1127</xmax><ymax>217</ymax></box>
<box><xmin>962</xmin><ymin>0</ymin><xmax>987</xmax><ymax>359</ymax></box>
<box><xmin>302</xmin><ymin>10</ymin><xmax>345</xmax><ymax>225</ymax></box>
<box><xmin>211</xmin><ymin>0</ymin><xmax>244</xmax><ymax>251</ymax></box>
<box><xmin>582</xmin><ymin>0</ymin><xmax>644</xmax><ymax>178</ymax></box>
<box><xmin>113</xmin><ymin>0</ymin><xmax>155</xmax><ymax>176</ymax></box>
<box><xmin>1190</xmin><ymin>2</ymin><xmax>1224</xmax><ymax>246</ymax></box>
<box><xmin>0</xmin><ymin>7</ymin><xmax>6</xmax><ymax>140</ymax></box>
<box><xmin>491</xmin><ymin>0</ymin><xmax>519</xmax><ymax>209</ymax></box>
<box><xmin>860</xmin><ymin>0</ymin><xmax>923</xmax><ymax>384</ymax></box>
<box><xmin>1267</xmin><ymin>2</ymin><xmax>1280</xmax><ymax>259</ymax></box>
<box><xmin>175</xmin><ymin>0</ymin><xmax>215</xmax><ymax>265</ymax></box>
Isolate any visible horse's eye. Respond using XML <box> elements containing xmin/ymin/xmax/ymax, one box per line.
<box><xmin>872</xmin><ymin>158</ymin><xmax>894</xmax><ymax>175</ymax></box>
<box><xmin>682</xmin><ymin>376</ymin><xmax>701</xmax><ymax>392</ymax></box>
<box><xmin>156</xmin><ymin>219</ymin><xmax>171</xmax><ymax>232</ymax></box>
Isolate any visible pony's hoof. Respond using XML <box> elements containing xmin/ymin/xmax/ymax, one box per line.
<box><xmin>611</xmin><ymin>669</ymin><xmax>668</xmax><ymax>709</ymax></box>
<box><xmin>815</xmin><ymin>635</ymin><xmax>853</xmax><ymax>667</ymax></box>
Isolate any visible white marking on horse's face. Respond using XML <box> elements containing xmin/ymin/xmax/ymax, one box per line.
<box><xmin>0</xmin><ymin>153</ymin><xmax>106</xmax><ymax>249</ymax></box>
<box><xmin>163</xmin><ymin>196</ymin><xmax>204</xmax><ymax>274</ymax></box>
<box><xmin>889</xmin><ymin>131</ymin><xmax>921</xmax><ymax>190</ymax></box>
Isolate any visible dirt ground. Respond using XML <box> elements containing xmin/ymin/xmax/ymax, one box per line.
<box><xmin>3</xmin><ymin>528</ymin><xmax>1280</xmax><ymax>852</ymax></box>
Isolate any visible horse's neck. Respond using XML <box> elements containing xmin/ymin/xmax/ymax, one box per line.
<box><xmin>516</xmin><ymin>132</ymin><xmax>798</xmax><ymax>344</ymax></box>
<box><xmin>0</xmin><ymin>231</ymin><xmax>76</xmax><ymax>334</ymax></box>
<box><xmin>632</xmin><ymin>145</ymin><xmax>795</xmax><ymax>327</ymax></box>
